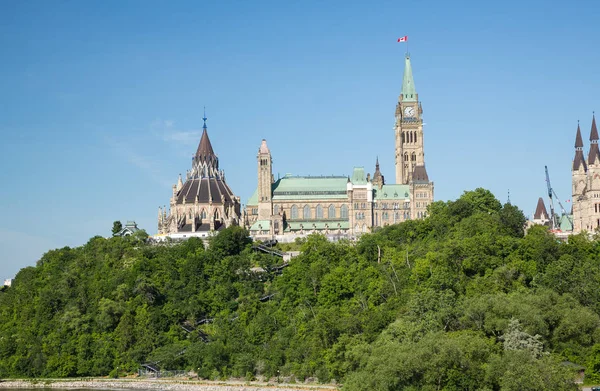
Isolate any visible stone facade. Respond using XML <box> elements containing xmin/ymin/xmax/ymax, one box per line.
<box><xmin>572</xmin><ymin>115</ymin><xmax>600</xmax><ymax>232</ymax></box>
<box><xmin>245</xmin><ymin>54</ymin><xmax>434</xmax><ymax>239</ymax></box>
<box><xmin>157</xmin><ymin>116</ymin><xmax>241</xmax><ymax>239</ymax></box>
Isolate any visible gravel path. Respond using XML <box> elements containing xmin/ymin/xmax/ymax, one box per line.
<box><xmin>0</xmin><ymin>379</ymin><xmax>338</xmax><ymax>391</ymax></box>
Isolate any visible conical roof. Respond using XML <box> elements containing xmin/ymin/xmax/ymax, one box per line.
<box><xmin>575</xmin><ymin>124</ymin><xmax>584</xmax><ymax>148</ymax></box>
<box><xmin>590</xmin><ymin>114</ymin><xmax>599</xmax><ymax>141</ymax></box>
<box><xmin>401</xmin><ymin>55</ymin><xmax>417</xmax><ymax>102</ymax></box>
<box><xmin>533</xmin><ymin>197</ymin><xmax>549</xmax><ymax>220</ymax></box>
<box><xmin>196</xmin><ymin>128</ymin><xmax>216</xmax><ymax>159</ymax></box>
<box><xmin>412</xmin><ymin>165</ymin><xmax>429</xmax><ymax>183</ymax></box>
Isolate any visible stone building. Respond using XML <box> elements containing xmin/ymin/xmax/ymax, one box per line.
<box><xmin>572</xmin><ymin>115</ymin><xmax>600</xmax><ymax>232</ymax></box>
<box><xmin>245</xmin><ymin>54</ymin><xmax>434</xmax><ymax>239</ymax></box>
<box><xmin>157</xmin><ymin>116</ymin><xmax>241</xmax><ymax>239</ymax></box>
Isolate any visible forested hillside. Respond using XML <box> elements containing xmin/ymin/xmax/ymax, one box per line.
<box><xmin>2</xmin><ymin>188</ymin><xmax>600</xmax><ymax>391</ymax></box>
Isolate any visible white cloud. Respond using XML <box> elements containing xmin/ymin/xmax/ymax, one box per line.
<box><xmin>151</xmin><ymin>118</ymin><xmax>201</xmax><ymax>146</ymax></box>
<box><xmin>104</xmin><ymin>135</ymin><xmax>172</xmax><ymax>188</ymax></box>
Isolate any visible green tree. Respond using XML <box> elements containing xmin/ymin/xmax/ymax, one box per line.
<box><xmin>111</xmin><ymin>221</ymin><xmax>123</xmax><ymax>236</ymax></box>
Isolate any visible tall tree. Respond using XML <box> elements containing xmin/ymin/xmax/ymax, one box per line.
<box><xmin>111</xmin><ymin>221</ymin><xmax>122</xmax><ymax>236</ymax></box>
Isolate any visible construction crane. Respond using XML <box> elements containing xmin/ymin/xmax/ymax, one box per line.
<box><xmin>545</xmin><ymin>166</ymin><xmax>573</xmax><ymax>231</ymax></box>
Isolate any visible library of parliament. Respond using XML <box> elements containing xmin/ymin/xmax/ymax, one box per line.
<box><xmin>157</xmin><ymin>54</ymin><xmax>434</xmax><ymax>240</ymax></box>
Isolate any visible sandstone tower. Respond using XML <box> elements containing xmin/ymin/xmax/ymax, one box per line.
<box><xmin>395</xmin><ymin>54</ymin><xmax>425</xmax><ymax>185</ymax></box>
<box><xmin>572</xmin><ymin>115</ymin><xmax>600</xmax><ymax>232</ymax></box>
<box><xmin>257</xmin><ymin>139</ymin><xmax>273</xmax><ymax>221</ymax></box>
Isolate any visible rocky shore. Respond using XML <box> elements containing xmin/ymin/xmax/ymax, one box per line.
<box><xmin>0</xmin><ymin>379</ymin><xmax>338</xmax><ymax>391</ymax></box>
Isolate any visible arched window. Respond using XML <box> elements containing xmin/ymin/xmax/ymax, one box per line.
<box><xmin>328</xmin><ymin>204</ymin><xmax>335</xmax><ymax>219</ymax></box>
<box><xmin>274</xmin><ymin>204</ymin><xmax>280</xmax><ymax>215</ymax></box>
<box><xmin>411</xmin><ymin>152</ymin><xmax>416</xmax><ymax>161</ymax></box>
<box><xmin>401</xmin><ymin>132</ymin><xmax>405</xmax><ymax>143</ymax></box>
<box><xmin>341</xmin><ymin>204</ymin><xmax>348</xmax><ymax>219</ymax></box>
<box><xmin>201</xmin><ymin>209</ymin><xmax>206</xmax><ymax>219</ymax></box>
<box><xmin>414</xmin><ymin>132</ymin><xmax>418</xmax><ymax>143</ymax></box>
<box><xmin>316</xmin><ymin>204</ymin><xmax>323</xmax><ymax>219</ymax></box>
<box><xmin>362</xmin><ymin>224</ymin><xmax>367</xmax><ymax>233</ymax></box>
<box><xmin>189</xmin><ymin>211</ymin><xmax>193</xmax><ymax>219</ymax></box>
<box><xmin>404</xmin><ymin>152</ymin><xmax>408</xmax><ymax>162</ymax></box>
<box><xmin>303</xmin><ymin>205</ymin><xmax>311</xmax><ymax>219</ymax></box>
<box><xmin>409</xmin><ymin>132</ymin><xmax>412</xmax><ymax>143</ymax></box>
<box><xmin>291</xmin><ymin>205</ymin><xmax>298</xmax><ymax>219</ymax></box>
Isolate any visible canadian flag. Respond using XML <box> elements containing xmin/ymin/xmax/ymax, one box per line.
<box><xmin>397</xmin><ymin>36</ymin><xmax>408</xmax><ymax>42</ymax></box>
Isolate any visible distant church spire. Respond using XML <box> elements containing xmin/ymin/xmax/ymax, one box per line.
<box><xmin>203</xmin><ymin>106</ymin><xmax>207</xmax><ymax>130</ymax></box>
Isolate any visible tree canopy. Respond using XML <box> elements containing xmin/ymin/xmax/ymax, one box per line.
<box><xmin>0</xmin><ymin>188</ymin><xmax>598</xmax><ymax>390</ymax></box>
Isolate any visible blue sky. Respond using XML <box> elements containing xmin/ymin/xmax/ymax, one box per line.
<box><xmin>1</xmin><ymin>0</ymin><xmax>599</xmax><ymax>278</ymax></box>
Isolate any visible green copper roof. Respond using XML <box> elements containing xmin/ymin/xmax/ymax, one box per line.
<box><xmin>247</xmin><ymin>188</ymin><xmax>258</xmax><ymax>205</ymax></box>
<box><xmin>559</xmin><ymin>214</ymin><xmax>573</xmax><ymax>232</ymax></box>
<box><xmin>350</xmin><ymin>167</ymin><xmax>366</xmax><ymax>184</ymax></box>
<box><xmin>373</xmin><ymin>184</ymin><xmax>410</xmax><ymax>201</ymax></box>
<box><xmin>249</xmin><ymin>220</ymin><xmax>271</xmax><ymax>231</ymax></box>
<box><xmin>274</xmin><ymin>176</ymin><xmax>349</xmax><ymax>201</ymax></box>
<box><xmin>247</xmin><ymin>176</ymin><xmax>348</xmax><ymax>205</ymax></box>
<box><xmin>402</xmin><ymin>55</ymin><xmax>417</xmax><ymax>102</ymax></box>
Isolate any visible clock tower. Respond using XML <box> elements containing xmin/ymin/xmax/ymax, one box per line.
<box><xmin>395</xmin><ymin>54</ymin><xmax>425</xmax><ymax>184</ymax></box>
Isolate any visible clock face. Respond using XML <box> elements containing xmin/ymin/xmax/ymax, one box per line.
<box><xmin>404</xmin><ymin>106</ymin><xmax>415</xmax><ymax>117</ymax></box>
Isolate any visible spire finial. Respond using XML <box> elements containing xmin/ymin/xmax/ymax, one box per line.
<box><xmin>202</xmin><ymin>106</ymin><xmax>207</xmax><ymax>129</ymax></box>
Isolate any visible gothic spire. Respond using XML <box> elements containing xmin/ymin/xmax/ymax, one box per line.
<box><xmin>373</xmin><ymin>156</ymin><xmax>385</xmax><ymax>187</ymax></box>
<box><xmin>590</xmin><ymin>113</ymin><xmax>598</xmax><ymax>141</ymax></box>
<box><xmin>193</xmin><ymin>114</ymin><xmax>220</xmax><ymax>178</ymax></box>
<box><xmin>401</xmin><ymin>55</ymin><xmax>417</xmax><ymax>102</ymax></box>
<box><xmin>533</xmin><ymin>197</ymin><xmax>549</xmax><ymax>220</ymax></box>
<box><xmin>575</xmin><ymin>122</ymin><xmax>584</xmax><ymax>148</ymax></box>
<box><xmin>573</xmin><ymin>122</ymin><xmax>587</xmax><ymax>171</ymax></box>
<box><xmin>588</xmin><ymin>113</ymin><xmax>600</xmax><ymax>165</ymax></box>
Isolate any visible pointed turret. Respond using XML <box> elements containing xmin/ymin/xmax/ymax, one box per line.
<box><xmin>401</xmin><ymin>55</ymin><xmax>417</xmax><ymax>102</ymax></box>
<box><xmin>192</xmin><ymin>114</ymin><xmax>220</xmax><ymax>178</ymax></box>
<box><xmin>588</xmin><ymin>114</ymin><xmax>600</xmax><ymax>165</ymax></box>
<box><xmin>177</xmin><ymin>174</ymin><xmax>183</xmax><ymax>191</ymax></box>
<box><xmin>573</xmin><ymin>123</ymin><xmax>587</xmax><ymax>171</ymax></box>
<box><xmin>591</xmin><ymin>113</ymin><xmax>598</xmax><ymax>141</ymax></box>
<box><xmin>533</xmin><ymin>197</ymin><xmax>549</xmax><ymax>221</ymax></box>
<box><xmin>372</xmin><ymin>157</ymin><xmax>385</xmax><ymax>188</ymax></box>
<box><xmin>196</xmin><ymin>128</ymin><xmax>216</xmax><ymax>159</ymax></box>
<box><xmin>576</xmin><ymin>123</ymin><xmax>584</xmax><ymax>148</ymax></box>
